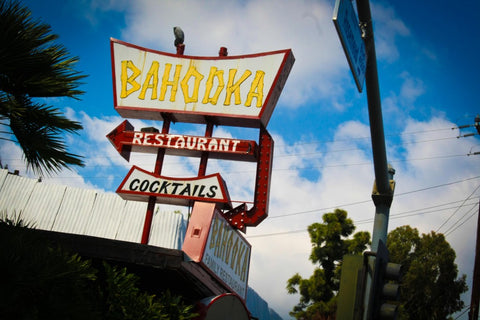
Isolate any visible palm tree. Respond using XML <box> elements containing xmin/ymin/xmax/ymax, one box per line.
<box><xmin>0</xmin><ymin>0</ymin><xmax>86</xmax><ymax>174</ymax></box>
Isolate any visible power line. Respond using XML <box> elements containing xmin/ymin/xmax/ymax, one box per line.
<box><xmin>268</xmin><ymin>199</ymin><xmax>372</xmax><ymax>219</ymax></box>
<box><xmin>436</xmin><ymin>183</ymin><xmax>480</xmax><ymax>233</ymax></box>
<box><xmin>270</xmin><ymin>154</ymin><xmax>469</xmax><ymax>174</ymax></box>
<box><xmin>444</xmin><ymin>206</ymin><xmax>478</xmax><ymax>237</ymax></box>
<box><xmin>268</xmin><ymin>175</ymin><xmax>480</xmax><ymax>220</ymax></box>
<box><xmin>356</xmin><ymin>201</ymin><xmax>479</xmax><ymax>225</ymax></box>
<box><xmin>247</xmin><ymin>201</ymin><xmax>477</xmax><ymax>238</ymax></box>
<box><xmin>453</xmin><ymin>305</ymin><xmax>470</xmax><ymax>320</ymax></box>
<box><xmin>247</xmin><ymin>229</ymin><xmax>307</xmax><ymax>239</ymax></box>
<box><xmin>443</xmin><ymin>203</ymin><xmax>478</xmax><ymax>235</ymax></box>
<box><xmin>273</xmin><ymin>125</ymin><xmax>457</xmax><ymax>150</ymax></box>
<box><xmin>274</xmin><ymin>130</ymin><xmax>461</xmax><ymax>158</ymax></box>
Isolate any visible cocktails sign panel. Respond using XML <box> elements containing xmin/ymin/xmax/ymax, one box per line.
<box><xmin>117</xmin><ymin>166</ymin><xmax>231</xmax><ymax>209</ymax></box>
<box><xmin>183</xmin><ymin>202</ymin><xmax>251</xmax><ymax>299</ymax></box>
<box><xmin>111</xmin><ymin>38</ymin><xmax>294</xmax><ymax>128</ymax></box>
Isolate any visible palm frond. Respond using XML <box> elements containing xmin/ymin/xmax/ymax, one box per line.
<box><xmin>0</xmin><ymin>0</ymin><xmax>86</xmax><ymax>99</ymax></box>
<box><xmin>0</xmin><ymin>0</ymin><xmax>87</xmax><ymax>174</ymax></box>
<box><xmin>7</xmin><ymin>97</ymin><xmax>84</xmax><ymax>175</ymax></box>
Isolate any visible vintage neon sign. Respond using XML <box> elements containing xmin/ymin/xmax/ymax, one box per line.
<box><xmin>111</xmin><ymin>38</ymin><xmax>294</xmax><ymax>127</ymax></box>
<box><xmin>109</xmin><ymin>38</ymin><xmax>294</xmax><ymax>234</ymax></box>
<box><xmin>183</xmin><ymin>202</ymin><xmax>251</xmax><ymax>299</ymax></box>
<box><xmin>107</xmin><ymin>120</ymin><xmax>258</xmax><ymax>162</ymax></box>
<box><xmin>117</xmin><ymin>166</ymin><xmax>231</xmax><ymax>208</ymax></box>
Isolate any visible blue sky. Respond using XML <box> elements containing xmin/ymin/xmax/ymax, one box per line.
<box><xmin>2</xmin><ymin>0</ymin><xmax>480</xmax><ymax>318</ymax></box>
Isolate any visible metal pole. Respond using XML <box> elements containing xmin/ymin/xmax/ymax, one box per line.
<box><xmin>198</xmin><ymin>122</ymin><xmax>213</xmax><ymax>176</ymax></box>
<box><xmin>354</xmin><ymin>0</ymin><xmax>394</xmax><ymax>318</ymax></box>
<box><xmin>141</xmin><ymin>33</ymin><xmax>185</xmax><ymax>245</ymax></box>
<box><xmin>469</xmin><ymin>117</ymin><xmax>480</xmax><ymax>319</ymax></box>
<box><xmin>140</xmin><ymin>118</ymin><xmax>171</xmax><ymax>245</ymax></box>
<box><xmin>355</xmin><ymin>0</ymin><xmax>393</xmax><ymax>251</ymax></box>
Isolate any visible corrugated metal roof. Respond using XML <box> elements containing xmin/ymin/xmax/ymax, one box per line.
<box><xmin>0</xmin><ymin>169</ymin><xmax>186</xmax><ymax>250</ymax></box>
<box><xmin>23</xmin><ymin>182</ymin><xmax>67</xmax><ymax>230</ymax></box>
<box><xmin>0</xmin><ymin>172</ymin><xmax>37</xmax><ymax>217</ymax></box>
<box><xmin>150</xmin><ymin>208</ymin><xmax>186</xmax><ymax>249</ymax></box>
<box><xmin>116</xmin><ymin>200</ymin><xmax>148</xmax><ymax>243</ymax></box>
<box><xmin>83</xmin><ymin>192</ymin><xmax>127</xmax><ymax>239</ymax></box>
<box><xmin>52</xmin><ymin>187</ymin><xmax>98</xmax><ymax>234</ymax></box>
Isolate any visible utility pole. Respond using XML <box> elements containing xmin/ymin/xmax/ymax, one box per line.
<box><xmin>469</xmin><ymin>117</ymin><xmax>480</xmax><ymax>320</ymax></box>
<box><xmin>354</xmin><ymin>0</ymin><xmax>394</xmax><ymax>252</ymax></box>
<box><xmin>469</xmin><ymin>201</ymin><xmax>480</xmax><ymax>320</ymax></box>
<box><xmin>354</xmin><ymin>0</ymin><xmax>395</xmax><ymax>318</ymax></box>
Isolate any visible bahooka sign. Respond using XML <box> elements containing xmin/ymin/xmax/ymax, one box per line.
<box><xmin>110</xmin><ymin>38</ymin><xmax>294</xmax><ymax>128</ymax></box>
<box><xmin>183</xmin><ymin>202</ymin><xmax>251</xmax><ymax>299</ymax></box>
<box><xmin>108</xmin><ymin>37</ymin><xmax>294</xmax><ymax>235</ymax></box>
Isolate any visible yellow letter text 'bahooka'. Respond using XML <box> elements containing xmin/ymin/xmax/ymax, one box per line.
<box><xmin>120</xmin><ymin>60</ymin><xmax>265</xmax><ymax>108</ymax></box>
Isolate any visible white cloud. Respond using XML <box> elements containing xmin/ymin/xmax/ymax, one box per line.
<box><xmin>398</xmin><ymin>72</ymin><xmax>425</xmax><ymax>105</ymax></box>
<box><xmin>371</xmin><ymin>2</ymin><xmax>410</xmax><ymax>62</ymax></box>
<box><xmin>382</xmin><ymin>71</ymin><xmax>428</xmax><ymax>129</ymax></box>
<box><xmin>0</xmin><ymin>139</ymin><xmax>98</xmax><ymax>190</ymax></box>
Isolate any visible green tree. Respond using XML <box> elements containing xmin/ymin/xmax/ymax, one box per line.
<box><xmin>286</xmin><ymin>209</ymin><xmax>370</xmax><ymax>319</ymax></box>
<box><xmin>387</xmin><ymin>226</ymin><xmax>467</xmax><ymax>320</ymax></box>
<box><xmin>0</xmin><ymin>0</ymin><xmax>86</xmax><ymax>174</ymax></box>
<box><xmin>0</xmin><ymin>216</ymin><xmax>99</xmax><ymax>319</ymax></box>
<box><xmin>0</xmin><ymin>216</ymin><xmax>197</xmax><ymax>320</ymax></box>
<box><xmin>100</xmin><ymin>262</ymin><xmax>196</xmax><ymax>320</ymax></box>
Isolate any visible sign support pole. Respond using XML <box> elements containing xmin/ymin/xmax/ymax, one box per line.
<box><xmin>140</xmin><ymin>117</ymin><xmax>171</xmax><ymax>244</ymax></box>
<box><xmin>198</xmin><ymin>121</ymin><xmax>214</xmax><ymax>177</ymax></box>
<box><xmin>141</xmin><ymin>37</ymin><xmax>182</xmax><ymax>245</ymax></box>
<box><xmin>355</xmin><ymin>0</ymin><xmax>393</xmax><ymax>256</ymax></box>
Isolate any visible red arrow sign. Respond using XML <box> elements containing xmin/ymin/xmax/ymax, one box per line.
<box><xmin>106</xmin><ymin>120</ymin><xmax>258</xmax><ymax>162</ymax></box>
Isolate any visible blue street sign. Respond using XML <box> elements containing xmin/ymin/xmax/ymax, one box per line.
<box><xmin>333</xmin><ymin>0</ymin><xmax>366</xmax><ymax>92</ymax></box>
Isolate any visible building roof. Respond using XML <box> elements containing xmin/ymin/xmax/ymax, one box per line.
<box><xmin>0</xmin><ymin>169</ymin><xmax>185</xmax><ymax>248</ymax></box>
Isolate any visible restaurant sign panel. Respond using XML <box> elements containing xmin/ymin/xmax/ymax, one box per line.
<box><xmin>107</xmin><ymin>120</ymin><xmax>258</xmax><ymax>162</ymax></box>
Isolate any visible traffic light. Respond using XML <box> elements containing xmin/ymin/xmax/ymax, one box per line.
<box><xmin>370</xmin><ymin>240</ymin><xmax>403</xmax><ymax>320</ymax></box>
<box><xmin>336</xmin><ymin>255</ymin><xmax>366</xmax><ymax>320</ymax></box>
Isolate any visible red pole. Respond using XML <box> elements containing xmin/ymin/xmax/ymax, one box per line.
<box><xmin>198</xmin><ymin>122</ymin><xmax>213</xmax><ymax>176</ymax></box>
<box><xmin>197</xmin><ymin>48</ymin><xmax>227</xmax><ymax>176</ymax></box>
<box><xmin>141</xmin><ymin>33</ymin><xmax>184</xmax><ymax>244</ymax></box>
<box><xmin>140</xmin><ymin>118</ymin><xmax>171</xmax><ymax>244</ymax></box>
